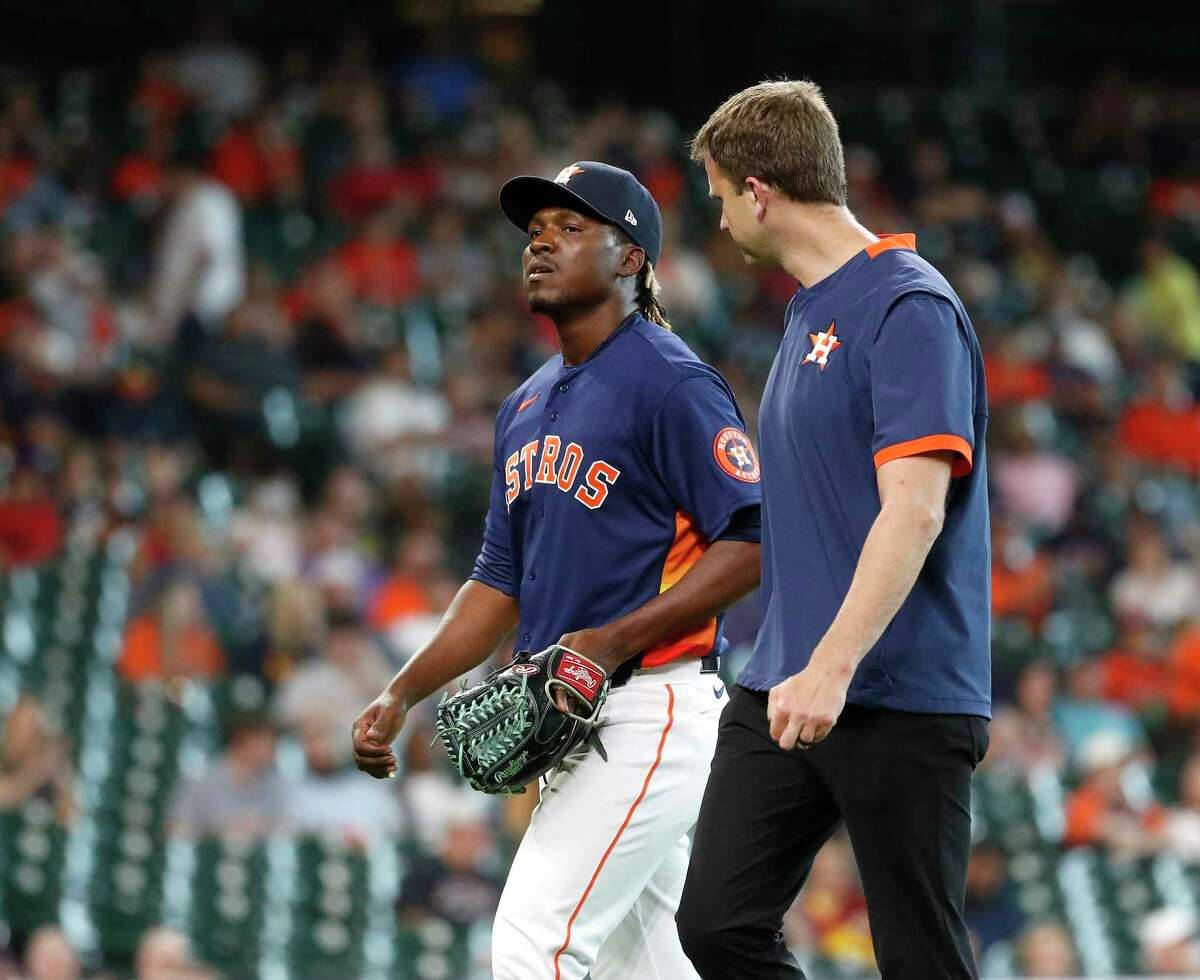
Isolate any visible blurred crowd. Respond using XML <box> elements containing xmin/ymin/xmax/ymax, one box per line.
<box><xmin>1</xmin><ymin>14</ymin><xmax>1200</xmax><ymax>978</ymax></box>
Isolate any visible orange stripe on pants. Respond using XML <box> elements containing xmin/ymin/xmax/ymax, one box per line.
<box><xmin>551</xmin><ymin>684</ymin><xmax>676</xmax><ymax>978</ymax></box>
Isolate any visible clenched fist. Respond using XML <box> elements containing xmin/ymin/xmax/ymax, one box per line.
<box><xmin>767</xmin><ymin>662</ymin><xmax>850</xmax><ymax>751</ymax></box>
<box><xmin>351</xmin><ymin>694</ymin><xmax>407</xmax><ymax>779</ymax></box>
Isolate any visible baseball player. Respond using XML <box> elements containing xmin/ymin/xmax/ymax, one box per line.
<box><xmin>351</xmin><ymin>161</ymin><xmax>763</xmax><ymax>979</ymax></box>
<box><xmin>676</xmin><ymin>81</ymin><xmax>991</xmax><ymax>979</ymax></box>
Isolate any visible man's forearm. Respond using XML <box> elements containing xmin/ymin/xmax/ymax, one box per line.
<box><xmin>385</xmin><ymin>580</ymin><xmax>519</xmax><ymax>707</ymax></box>
<box><xmin>589</xmin><ymin>540</ymin><xmax>761</xmax><ymax>674</ymax></box>
<box><xmin>809</xmin><ymin>500</ymin><xmax>943</xmax><ymax>679</ymax></box>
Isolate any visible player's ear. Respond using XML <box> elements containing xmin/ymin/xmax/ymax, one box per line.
<box><xmin>745</xmin><ymin>176</ymin><xmax>770</xmax><ymax>221</ymax></box>
<box><xmin>617</xmin><ymin>244</ymin><xmax>645</xmax><ymax>280</ymax></box>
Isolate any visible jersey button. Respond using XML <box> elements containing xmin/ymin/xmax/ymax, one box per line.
<box><xmin>523</xmin><ymin>633</ymin><xmax>531</xmax><ymax>643</ymax></box>
<box><xmin>528</xmin><ymin>570</ymin><xmax>537</xmax><ymax>580</ymax></box>
<box><xmin>558</xmin><ymin>383</ymin><xmax>569</xmax><ymax>392</ymax></box>
<box><xmin>549</xmin><ymin>411</ymin><xmax>559</xmax><ymax>421</ymax></box>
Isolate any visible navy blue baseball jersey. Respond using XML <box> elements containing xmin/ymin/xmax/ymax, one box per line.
<box><xmin>471</xmin><ymin>313</ymin><xmax>761</xmax><ymax>666</ymax></box>
<box><xmin>739</xmin><ymin>235</ymin><xmax>992</xmax><ymax>717</ymax></box>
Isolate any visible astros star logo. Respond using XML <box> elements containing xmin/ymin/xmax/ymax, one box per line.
<box><xmin>803</xmin><ymin>321</ymin><xmax>842</xmax><ymax>371</ymax></box>
<box><xmin>555</xmin><ymin>164</ymin><xmax>585</xmax><ymax>184</ymax></box>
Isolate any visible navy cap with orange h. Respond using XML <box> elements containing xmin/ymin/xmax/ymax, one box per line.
<box><xmin>500</xmin><ymin>161</ymin><xmax>663</xmax><ymax>265</ymax></box>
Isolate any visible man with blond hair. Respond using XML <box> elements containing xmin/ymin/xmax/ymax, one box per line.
<box><xmin>676</xmin><ymin>79</ymin><xmax>991</xmax><ymax>979</ymax></box>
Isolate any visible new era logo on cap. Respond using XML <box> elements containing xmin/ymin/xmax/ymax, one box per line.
<box><xmin>624</xmin><ymin>209</ymin><xmax>637</xmax><ymax>226</ymax></box>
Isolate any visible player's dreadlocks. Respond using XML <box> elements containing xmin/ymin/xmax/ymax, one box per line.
<box><xmin>613</xmin><ymin>227</ymin><xmax>672</xmax><ymax>331</ymax></box>
<box><xmin>636</xmin><ymin>261</ymin><xmax>673</xmax><ymax>332</ymax></box>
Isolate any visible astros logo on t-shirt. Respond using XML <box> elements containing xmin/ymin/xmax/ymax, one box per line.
<box><xmin>713</xmin><ymin>427</ymin><xmax>761</xmax><ymax>483</ymax></box>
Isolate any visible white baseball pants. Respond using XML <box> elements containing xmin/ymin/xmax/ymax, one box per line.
<box><xmin>492</xmin><ymin>657</ymin><xmax>725</xmax><ymax>979</ymax></box>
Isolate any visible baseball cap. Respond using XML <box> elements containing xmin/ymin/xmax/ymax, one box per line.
<box><xmin>499</xmin><ymin>161</ymin><xmax>663</xmax><ymax>265</ymax></box>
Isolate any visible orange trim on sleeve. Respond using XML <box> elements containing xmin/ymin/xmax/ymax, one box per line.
<box><xmin>552</xmin><ymin>684</ymin><xmax>675</xmax><ymax>979</ymax></box>
<box><xmin>865</xmin><ymin>233</ymin><xmax>917</xmax><ymax>258</ymax></box>
<box><xmin>874</xmin><ymin>434</ymin><xmax>972</xmax><ymax>477</ymax></box>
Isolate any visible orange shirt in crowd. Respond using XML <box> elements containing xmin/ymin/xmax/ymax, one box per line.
<box><xmin>368</xmin><ymin>575</ymin><xmax>431</xmax><ymax>631</ymax></box>
<box><xmin>111</xmin><ymin>154</ymin><xmax>165</xmax><ymax>200</ymax></box>
<box><xmin>1119</xmin><ymin>400</ymin><xmax>1200</xmax><ymax>472</ymax></box>
<box><xmin>332</xmin><ymin>238</ymin><xmax>421</xmax><ymax>307</ymax></box>
<box><xmin>1063</xmin><ymin>784</ymin><xmax>1166</xmax><ymax>847</ymax></box>
<box><xmin>1168</xmin><ymin>627</ymin><xmax>1200</xmax><ymax>718</ymax></box>
<box><xmin>985</xmin><ymin>353</ymin><xmax>1052</xmax><ymax>405</ymax></box>
<box><xmin>210</xmin><ymin>125</ymin><xmax>300</xmax><ymax>203</ymax></box>
<box><xmin>118</xmin><ymin>616</ymin><xmax>225</xmax><ymax>684</ymax></box>
<box><xmin>1099</xmin><ymin>651</ymin><xmax>1169</xmax><ymax>711</ymax></box>
<box><xmin>992</xmin><ymin>553</ymin><xmax>1055</xmax><ymax>623</ymax></box>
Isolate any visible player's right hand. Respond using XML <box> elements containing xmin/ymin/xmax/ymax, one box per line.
<box><xmin>351</xmin><ymin>694</ymin><xmax>406</xmax><ymax>779</ymax></box>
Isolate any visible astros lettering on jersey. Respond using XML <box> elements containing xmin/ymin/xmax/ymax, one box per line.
<box><xmin>471</xmin><ymin>312</ymin><xmax>761</xmax><ymax>666</ymax></box>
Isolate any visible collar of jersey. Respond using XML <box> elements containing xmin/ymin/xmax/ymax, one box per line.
<box><xmin>558</xmin><ymin>311</ymin><xmax>641</xmax><ymax>373</ymax></box>
<box><xmin>796</xmin><ymin>233</ymin><xmax>917</xmax><ymax>301</ymax></box>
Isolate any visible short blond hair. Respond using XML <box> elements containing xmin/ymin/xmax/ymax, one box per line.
<box><xmin>691</xmin><ymin>79</ymin><xmax>847</xmax><ymax>206</ymax></box>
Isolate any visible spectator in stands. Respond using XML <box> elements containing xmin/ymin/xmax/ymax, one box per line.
<box><xmin>0</xmin><ymin>696</ymin><xmax>75</xmax><ymax>825</ymax></box>
<box><xmin>284</xmin><ymin>711</ymin><xmax>402</xmax><ymax>844</ymax></box>
<box><xmin>1117</xmin><ymin>358</ymin><xmax>1200</xmax><ymax>471</ymax></box>
<box><xmin>167</xmin><ymin>711</ymin><xmax>285</xmax><ymax>839</ymax></box>
<box><xmin>229</xmin><ymin>476</ymin><xmax>304</xmax><ymax>584</ymax></box>
<box><xmin>0</xmin><ymin>465</ymin><xmax>62</xmax><ymax>569</ymax></box>
<box><xmin>397</xmin><ymin>813</ymin><xmax>503</xmax><ymax>930</ymax></box>
<box><xmin>990</xmin><ymin>510</ymin><xmax>1055</xmax><ymax>625</ymax></box>
<box><xmin>1126</xmin><ymin>239</ymin><xmax>1200</xmax><ymax>379</ymax></box>
<box><xmin>1097</xmin><ymin>611</ymin><xmax>1172</xmax><ymax>717</ymax></box>
<box><xmin>118</xmin><ymin>580</ymin><xmax>225</xmax><ymax>686</ymax></box>
<box><xmin>990</xmin><ymin>660</ymin><xmax>1066</xmax><ymax>774</ymax></box>
<box><xmin>339</xmin><ymin>346</ymin><xmax>449</xmax><ymax>487</ymax></box>
<box><xmin>1165</xmin><ymin>752</ymin><xmax>1200</xmax><ymax>862</ymax></box>
<box><xmin>146</xmin><ymin>115</ymin><xmax>245</xmax><ymax>349</ymax></box>
<box><xmin>1063</xmin><ymin>729</ymin><xmax>1165</xmax><ymax>855</ymax></box>
<box><xmin>1016</xmin><ymin>920</ymin><xmax>1079</xmax><ymax>977</ymax></box>
<box><xmin>1140</xmin><ymin>906</ymin><xmax>1200</xmax><ymax>975</ymax></box>
<box><xmin>963</xmin><ymin>840</ymin><xmax>1024</xmax><ymax>956</ymax></box>
<box><xmin>135</xmin><ymin>926</ymin><xmax>215</xmax><ymax>980</ymax></box>
<box><xmin>990</xmin><ymin>408</ymin><xmax>1080</xmax><ymax>537</ymax></box>
<box><xmin>1166</xmin><ymin>620</ymin><xmax>1200</xmax><ymax>721</ymax></box>
<box><xmin>1109</xmin><ymin>516</ymin><xmax>1200</xmax><ymax>629</ymax></box>
<box><xmin>21</xmin><ymin>926</ymin><xmax>80</xmax><ymax>980</ymax></box>
<box><xmin>1052</xmin><ymin>656</ymin><xmax>1146</xmax><ymax>764</ymax></box>
<box><xmin>183</xmin><ymin>268</ymin><xmax>299</xmax><ymax>470</ymax></box>
<box><xmin>275</xmin><ymin>608</ymin><xmax>392</xmax><ymax>735</ymax></box>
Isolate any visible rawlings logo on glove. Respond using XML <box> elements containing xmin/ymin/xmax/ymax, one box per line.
<box><xmin>555</xmin><ymin>651</ymin><xmax>605</xmax><ymax>698</ymax></box>
<box><xmin>435</xmin><ymin>644</ymin><xmax>610</xmax><ymax>795</ymax></box>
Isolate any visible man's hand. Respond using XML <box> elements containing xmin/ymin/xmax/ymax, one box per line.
<box><xmin>351</xmin><ymin>693</ymin><xmax>407</xmax><ymax>779</ymax></box>
<box><xmin>551</xmin><ymin>627</ymin><xmax>629</xmax><ymax>712</ymax></box>
<box><xmin>767</xmin><ymin>660</ymin><xmax>851</xmax><ymax>751</ymax></box>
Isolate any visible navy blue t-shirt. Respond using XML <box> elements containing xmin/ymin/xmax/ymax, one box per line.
<box><xmin>471</xmin><ymin>314</ymin><xmax>762</xmax><ymax>666</ymax></box>
<box><xmin>739</xmin><ymin>236</ymin><xmax>992</xmax><ymax>717</ymax></box>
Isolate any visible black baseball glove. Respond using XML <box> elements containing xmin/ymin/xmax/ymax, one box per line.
<box><xmin>434</xmin><ymin>644</ymin><xmax>610</xmax><ymax>795</ymax></box>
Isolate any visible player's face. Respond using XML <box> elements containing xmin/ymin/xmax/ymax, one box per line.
<box><xmin>522</xmin><ymin>207</ymin><xmax>625</xmax><ymax>314</ymax></box>
<box><xmin>704</xmin><ymin>156</ymin><xmax>770</xmax><ymax>264</ymax></box>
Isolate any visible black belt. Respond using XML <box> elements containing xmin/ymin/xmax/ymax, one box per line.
<box><xmin>611</xmin><ymin>652</ymin><xmax>720</xmax><ymax>688</ymax></box>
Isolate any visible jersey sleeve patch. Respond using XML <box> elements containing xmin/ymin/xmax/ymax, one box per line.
<box><xmin>713</xmin><ymin>427</ymin><xmax>761</xmax><ymax>483</ymax></box>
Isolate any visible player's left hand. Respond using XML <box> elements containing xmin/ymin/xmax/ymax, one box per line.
<box><xmin>552</xmin><ymin>627</ymin><xmax>627</xmax><ymax>712</ymax></box>
<box><xmin>768</xmin><ymin>661</ymin><xmax>850</xmax><ymax>751</ymax></box>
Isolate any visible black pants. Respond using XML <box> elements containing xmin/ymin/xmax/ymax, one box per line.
<box><xmin>677</xmin><ymin>685</ymin><xmax>989</xmax><ymax>979</ymax></box>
